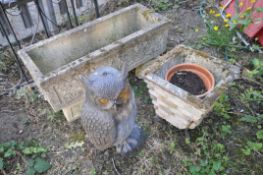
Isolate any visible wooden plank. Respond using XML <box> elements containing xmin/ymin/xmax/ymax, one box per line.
<box><xmin>149</xmin><ymin>83</ymin><xmax>204</xmax><ymax>118</ymax></box>
<box><xmin>155</xmin><ymin>108</ymin><xmax>188</xmax><ymax>129</ymax></box>
<box><xmin>152</xmin><ymin>99</ymin><xmax>190</xmax><ymax>124</ymax></box>
<box><xmin>62</xmin><ymin>99</ymin><xmax>84</xmax><ymax>122</ymax></box>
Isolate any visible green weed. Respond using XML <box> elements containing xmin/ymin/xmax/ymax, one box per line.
<box><xmin>47</xmin><ymin>110</ymin><xmax>64</xmax><ymax>123</ymax></box>
<box><xmin>201</xmin><ymin>23</ymin><xmax>236</xmax><ymax>50</ymax></box>
<box><xmin>201</xmin><ymin>4</ymin><xmax>263</xmax><ymax>62</ymax></box>
<box><xmin>168</xmin><ymin>140</ymin><xmax>177</xmax><ymax>154</ymax></box>
<box><xmin>138</xmin><ymin>0</ymin><xmax>173</xmax><ymax>11</ymax></box>
<box><xmin>256</xmin><ymin>130</ymin><xmax>263</xmax><ymax>140</ymax></box>
<box><xmin>212</xmin><ymin>94</ymin><xmax>231</xmax><ymax>119</ymax></box>
<box><xmin>240</xmin><ymin>88</ymin><xmax>263</xmax><ymax>105</ymax></box>
<box><xmin>241</xmin><ymin>141</ymin><xmax>263</xmax><ymax>156</ymax></box>
<box><xmin>240</xmin><ymin>114</ymin><xmax>263</xmax><ymax>124</ymax></box>
<box><xmin>130</xmin><ymin>78</ymin><xmax>152</xmax><ymax>104</ymax></box>
<box><xmin>89</xmin><ymin>168</ymin><xmax>97</xmax><ymax>175</ymax></box>
<box><xmin>220</xmin><ymin>125</ymin><xmax>232</xmax><ymax>136</ymax></box>
<box><xmin>0</xmin><ymin>140</ymin><xmax>50</xmax><ymax>175</ymax></box>
<box><xmin>246</xmin><ymin>58</ymin><xmax>263</xmax><ymax>80</ymax></box>
<box><xmin>16</xmin><ymin>87</ymin><xmax>39</xmax><ymax>104</ymax></box>
<box><xmin>184</xmin><ymin>127</ymin><xmax>228</xmax><ymax>175</ymax></box>
<box><xmin>0</xmin><ymin>48</ymin><xmax>15</xmax><ymax>73</ymax></box>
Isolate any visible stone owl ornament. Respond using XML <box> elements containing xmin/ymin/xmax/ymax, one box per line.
<box><xmin>79</xmin><ymin>65</ymin><xmax>141</xmax><ymax>154</ymax></box>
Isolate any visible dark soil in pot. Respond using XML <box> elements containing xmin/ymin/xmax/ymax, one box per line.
<box><xmin>170</xmin><ymin>71</ymin><xmax>206</xmax><ymax>95</ymax></box>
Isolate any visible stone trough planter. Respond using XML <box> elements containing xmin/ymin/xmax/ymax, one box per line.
<box><xmin>136</xmin><ymin>45</ymin><xmax>241</xmax><ymax>129</ymax></box>
<box><xmin>18</xmin><ymin>3</ymin><xmax>170</xmax><ymax>121</ymax></box>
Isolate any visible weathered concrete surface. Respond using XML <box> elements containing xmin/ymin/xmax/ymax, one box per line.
<box><xmin>136</xmin><ymin>45</ymin><xmax>241</xmax><ymax>129</ymax></box>
<box><xmin>18</xmin><ymin>3</ymin><xmax>170</xmax><ymax>120</ymax></box>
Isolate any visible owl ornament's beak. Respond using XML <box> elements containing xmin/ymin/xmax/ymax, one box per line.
<box><xmin>112</xmin><ymin>99</ymin><xmax>122</xmax><ymax>111</ymax></box>
<box><xmin>113</xmin><ymin>100</ymin><xmax>117</xmax><ymax>111</ymax></box>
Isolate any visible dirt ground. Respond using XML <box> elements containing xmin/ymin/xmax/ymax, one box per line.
<box><xmin>1</xmin><ymin>1</ymin><xmax>263</xmax><ymax>175</ymax></box>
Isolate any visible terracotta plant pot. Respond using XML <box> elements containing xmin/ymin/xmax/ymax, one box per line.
<box><xmin>165</xmin><ymin>63</ymin><xmax>215</xmax><ymax>98</ymax></box>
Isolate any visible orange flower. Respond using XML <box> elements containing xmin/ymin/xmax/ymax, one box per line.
<box><xmin>250</xmin><ymin>0</ymin><xmax>256</xmax><ymax>3</ymax></box>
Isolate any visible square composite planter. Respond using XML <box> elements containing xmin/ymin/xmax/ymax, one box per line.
<box><xmin>18</xmin><ymin>3</ymin><xmax>170</xmax><ymax>121</ymax></box>
<box><xmin>136</xmin><ymin>45</ymin><xmax>241</xmax><ymax>129</ymax></box>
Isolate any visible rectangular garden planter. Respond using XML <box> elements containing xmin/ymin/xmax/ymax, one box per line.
<box><xmin>18</xmin><ymin>3</ymin><xmax>170</xmax><ymax>121</ymax></box>
<box><xmin>136</xmin><ymin>45</ymin><xmax>241</xmax><ymax>129</ymax></box>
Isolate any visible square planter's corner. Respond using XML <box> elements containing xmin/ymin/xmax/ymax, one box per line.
<box><xmin>136</xmin><ymin>45</ymin><xmax>241</xmax><ymax>129</ymax></box>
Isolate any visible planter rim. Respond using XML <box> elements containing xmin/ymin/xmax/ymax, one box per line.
<box><xmin>165</xmin><ymin>63</ymin><xmax>215</xmax><ymax>98</ymax></box>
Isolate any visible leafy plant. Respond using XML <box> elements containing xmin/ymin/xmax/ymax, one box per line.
<box><xmin>16</xmin><ymin>87</ymin><xmax>39</xmax><ymax>103</ymax></box>
<box><xmin>90</xmin><ymin>168</ymin><xmax>97</xmax><ymax>175</ymax></box>
<box><xmin>130</xmin><ymin>78</ymin><xmax>152</xmax><ymax>104</ymax></box>
<box><xmin>185</xmin><ymin>137</ymin><xmax>191</xmax><ymax>145</ymax></box>
<box><xmin>246</xmin><ymin>58</ymin><xmax>263</xmax><ymax>79</ymax></box>
<box><xmin>22</xmin><ymin>146</ymin><xmax>47</xmax><ymax>155</ymax></box>
<box><xmin>47</xmin><ymin>110</ymin><xmax>64</xmax><ymax>123</ymax></box>
<box><xmin>202</xmin><ymin>23</ymin><xmax>236</xmax><ymax>49</ymax></box>
<box><xmin>229</xmin><ymin>5</ymin><xmax>263</xmax><ymax>31</ymax></box>
<box><xmin>240</xmin><ymin>115</ymin><xmax>258</xmax><ymax>124</ymax></box>
<box><xmin>240</xmin><ymin>88</ymin><xmax>263</xmax><ymax>105</ymax></box>
<box><xmin>26</xmin><ymin>158</ymin><xmax>51</xmax><ymax>175</ymax></box>
<box><xmin>241</xmin><ymin>141</ymin><xmax>263</xmax><ymax>156</ymax></box>
<box><xmin>64</xmin><ymin>141</ymin><xmax>84</xmax><ymax>149</ymax></box>
<box><xmin>256</xmin><ymin>130</ymin><xmax>263</xmax><ymax>140</ymax></box>
<box><xmin>201</xmin><ymin>3</ymin><xmax>263</xmax><ymax>62</ymax></box>
<box><xmin>0</xmin><ymin>140</ymin><xmax>50</xmax><ymax>175</ymax></box>
<box><xmin>0</xmin><ymin>48</ymin><xmax>15</xmax><ymax>73</ymax></box>
<box><xmin>221</xmin><ymin>125</ymin><xmax>232</xmax><ymax>136</ymax></box>
<box><xmin>184</xmin><ymin>127</ymin><xmax>228</xmax><ymax>175</ymax></box>
<box><xmin>212</xmin><ymin>94</ymin><xmax>231</xmax><ymax>119</ymax></box>
<box><xmin>168</xmin><ymin>140</ymin><xmax>177</xmax><ymax>154</ymax></box>
<box><xmin>138</xmin><ymin>0</ymin><xmax>173</xmax><ymax>11</ymax></box>
<box><xmin>240</xmin><ymin>114</ymin><xmax>263</xmax><ymax>124</ymax></box>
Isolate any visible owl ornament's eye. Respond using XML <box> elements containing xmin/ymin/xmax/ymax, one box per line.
<box><xmin>118</xmin><ymin>86</ymin><xmax>130</xmax><ymax>103</ymax></box>
<box><xmin>98</xmin><ymin>98</ymin><xmax>109</xmax><ymax>105</ymax></box>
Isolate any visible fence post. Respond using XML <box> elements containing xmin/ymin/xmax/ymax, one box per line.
<box><xmin>34</xmin><ymin>0</ymin><xmax>50</xmax><ymax>37</ymax></box>
<box><xmin>70</xmin><ymin>0</ymin><xmax>79</xmax><ymax>26</ymax></box>
<box><xmin>19</xmin><ymin>4</ymin><xmax>33</xmax><ymax>28</ymax></box>
<box><xmin>0</xmin><ymin>18</ymin><xmax>28</xmax><ymax>82</ymax></box>
<box><xmin>0</xmin><ymin>2</ymin><xmax>21</xmax><ymax>49</ymax></box>
<box><xmin>93</xmin><ymin>0</ymin><xmax>100</xmax><ymax>18</ymax></box>
<box><xmin>64</xmin><ymin>0</ymin><xmax>73</xmax><ymax>28</ymax></box>
<box><xmin>47</xmin><ymin>0</ymin><xmax>59</xmax><ymax>34</ymax></box>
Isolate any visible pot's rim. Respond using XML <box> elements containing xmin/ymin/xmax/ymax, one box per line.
<box><xmin>165</xmin><ymin>63</ymin><xmax>215</xmax><ymax>98</ymax></box>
